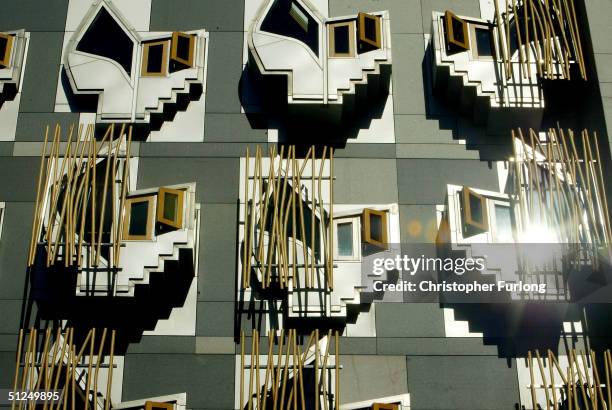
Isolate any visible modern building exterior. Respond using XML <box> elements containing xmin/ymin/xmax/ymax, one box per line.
<box><xmin>0</xmin><ymin>0</ymin><xmax>612</xmax><ymax>409</ymax></box>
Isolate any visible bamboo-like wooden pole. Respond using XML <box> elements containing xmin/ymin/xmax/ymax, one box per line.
<box><xmin>547</xmin><ymin>350</ymin><xmax>558</xmax><ymax>410</ymax></box>
<box><xmin>11</xmin><ymin>329</ymin><xmax>24</xmax><ymax>410</ymax></box>
<box><xmin>105</xmin><ymin>330</ymin><xmax>115</xmax><ymax>410</ymax></box>
<box><xmin>335</xmin><ymin>330</ymin><xmax>339</xmax><ymax>410</ymax></box>
<box><xmin>315</xmin><ymin>329</ymin><xmax>319</xmax><ymax>410</ymax></box>
<box><xmin>248</xmin><ymin>329</ymin><xmax>255</xmax><ymax>410</ymax></box>
<box><xmin>243</xmin><ymin>147</ymin><xmax>250</xmax><ymax>289</ymax></box>
<box><xmin>296</xmin><ymin>152</ymin><xmax>310</xmax><ymax>288</ymax></box>
<box><xmin>51</xmin><ymin>328</ymin><xmax>70</xmax><ymax>410</ymax></box>
<box><xmin>528</xmin><ymin>351</ymin><xmax>538</xmax><ymax>410</ymax></box>
<box><xmin>329</xmin><ymin>148</ymin><xmax>334</xmax><ymax>290</ymax></box>
<box><xmin>262</xmin><ymin>330</ymin><xmax>273</xmax><ymax>410</ymax></box>
<box><xmin>84</xmin><ymin>328</ymin><xmax>95</xmax><ymax>410</ymax></box>
<box><xmin>31</xmin><ymin>328</ymin><xmax>52</xmax><ymax>410</ymax></box>
<box><xmin>310</xmin><ymin>146</ymin><xmax>316</xmax><ymax>288</ymax></box>
<box><xmin>240</xmin><ymin>331</ymin><xmax>245</xmax><ymax>410</ymax></box>
<box><xmin>292</xmin><ymin>330</ymin><xmax>298</xmax><ymax>410</ymax></box>
<box><xmin>29</xmin><ymin>127</ymin><xmax>50</xmax><ymax>265</ymax></box>
<box><xmin>273</xmin><ymin>329</ymin><xmax>284</xmax><ymax>410</ymax></box>
<box><xmin>535</xmin><ymin>350</ymin><xmax>551</xmax><ymax>410</ymax></box>
<box><xmin>93</xmin><ymin>328</ymin><xmax>108</xmax><ymax>410</ymax></box>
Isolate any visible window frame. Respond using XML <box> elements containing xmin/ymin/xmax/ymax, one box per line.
<box><xmin>328</xmin><ymin>21</ymin><xmax>356</xmax><ymax>58</ymax></box>
<box><xmin>170</xmin><ymin>31</ymin><xmax>196</xmax><ymax>67</ymax></box>
<box><xmin>372</xmin><ymin>404</ymin><xmax>399</xmax><ymax>410</ymax></box>
<box><xmin>0</xmin><ymin>33</ymin><xmax>14</xmax><ymax>68</ymax></box>
<box><xmin>444</xmin><ymin>10</ymin><xmax>470</xmax><ymax>51</ymax></box>
<box><xmin>489</xmin><ymin>199</ymin><xmax>513</xmax><ymax>243</ymax></box>
<box><xmin>470</xmin><ymin>23</ymin><xmax>495</xmax><ymax>61</ymax></box>
<box><xmin>357</xmin><ymin>12</ymin><xmax>382</xmax><ymax>50</ymax></box>
<box><xmin>141</xmin><ymin>40</ymin><xmax>169</xmax><ymax>77</ymax></box>
<box><xmin>123</xmin><ymin>195</ymin><xmax>155</xmax><ymax>240</ymax></box>
<box><xmin>157</xmin><ymin>187</ymin><xmax>185</xmax><ymax>229</ymax></box>
<box><xmin>289</xmin><ymin>1</ymin><xmax>310</xmax><ymax>32</ymax></box>
<box><xmin>461</xmin><ymin>186</ymin><xmax>489</xmax><ymax>235</ymax></box>
<box><xmin>362</xmin><ymin>208</ymin><xmax>388</xmax><ymax>249</ymax></box>
<box><xmin>144</xmin><ymin>402</ymin><xmax>174</xmax><ymax>410</ymax></box>
<box><xmin>0</xmin><ymin>203</ymin><xmax>5</xmax><ymax>241</ymax></box>
<box><xmin>332</xmin><ymin>216</ymin><xmax>361</xmax><ymax>261</ymax></box>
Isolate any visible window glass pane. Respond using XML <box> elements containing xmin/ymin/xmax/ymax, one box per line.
<box><xmin>129</xmin><ymin>201</ymin><xmax>149</xmax><ymax>236</ymax></box>
<box><xmin>163</xmin><ymin>192</ymin><xmax>179</xmax><ymax>222</ymax></box>
<box><xmin>475</xmin><ymin>27</ymin><xmax>493</xmax><ymax>57</ymax></box>
<box><xmin>494</xmin><ymin>205</ymin><xmax>513</xmax><ymax>242</ymax></box>
<box><xmin>333</xmin><ymin>25</ymin><xmax>350</xmax><ymax>54</ymax></box>
<box><xmin>369</xmin><ymin>213</ymin><xmax>383</xmax><ymax>242</ymax></box>
<box><xmin>468</xmin><ymin>193</ymin><xmax>484</xmax><ymax>224</ymax></box>
<box><xmin>176</xmin><ymin>35</ymin><xmax>191</xmax><ymax>61</ymax></box>
<box><xmin>147</xmin><ymin>44</ymin><xmax>164</xmax><ymax>73</ymax></box>
<box><xmin>260</xmin><ymin>0</ymin><xmax>319</xmax><ymax>56</ymax></box>
<box><xmin>77</xmin><ymin>7</ymin><xmax>134</xmax><ymax>75</ymax></box>
<box><xmin>364</xmin><ymin>16</ymin><xmax>377</xmax><ymax>41</ymax></box>
<box><xmin>451</xmin><ymin>17</ymin><xmax>465</xmax><ymax>44</ymax></box>
<box><xmin>337</xmin><ymin>222</ymin><xmax>353</xmax><ymax>256</ymax></box>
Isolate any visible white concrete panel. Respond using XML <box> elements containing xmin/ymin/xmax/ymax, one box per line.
<box><xmin>0</xmin><ymin>94</ymin><xmax>21</xmax><ymax>141</ymax></box>
<box><xmin>149</xmin><ymin>93</ymin><xmax>206</xmax><ymax>142</ymax></box>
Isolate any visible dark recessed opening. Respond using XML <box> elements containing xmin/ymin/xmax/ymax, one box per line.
<box><xmin>468</xmin><ymin>193</ymin><xmax>484</xmax><ymax>224</ymax></box>
<box><xmin>451</xmin><ymin>17</ymin><xmax>465</xmax><ymax>44</ymax></box>
<box><xmin>364</xmin><ymin>16</ymin><xmax>377</xmax><ymax>41</ymax></box>
<box><xmin>261</xmin><ymin>0</ymin><xmax>319</xmax><ymax>56</ymax></box>
<box><xmin>77</xmin><ymin>7</ymin><xmax>134</xmax><ymax>76</ymax></box>
<box><xmin>333</xmin><ymin>25</ymin><xmax>350</xmax><ymax>54</ymax></box>
<box><xmin>0</xmin><ymin>36</ymin><xmax>8</xmax><ymax>59</ymax></box>
<box><xmin>146</xmin><ymin>44</ymin><xmax>164</xmax><ymax>73</ymax></box>
<box><xmin>369</xmin><ymin>213</ymin><xmax>383</xmax><ymax>242</ymax></box>
<box><xmin>475</xmin><ymin>27</ymin><xmax>493</xmax><ymax>57</ymax></box>
<box><xmin>176</xmin><ymin>35</ymin><xmax>191</xmax><ymax>61</ymax></box>
<box><xmin>129</xmin><ymin>201</ymin><xmax>149</xmax><ymax>236</ymax></box>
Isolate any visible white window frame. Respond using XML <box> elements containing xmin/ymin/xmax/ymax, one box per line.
<box><xmin>333</xmin><ymin>215</ymin><xmax>361</xmax><ymax>261</ymax></box>
<box><xmin>488</xmin><ymin>198</ymin><xmax>514</xmax><ymax>243</ymax></box>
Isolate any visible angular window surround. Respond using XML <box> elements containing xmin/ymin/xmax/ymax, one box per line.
<box><xmin>362</xmin><ymin>208</ymin><xmax>388</xmax><ymax>249</ymax></box>
<box><xmin>358</xmin><ymin>12</ymin><xmax>382</xmax><ymax>50</ymax></box>
<box><xmin>157</xmin><ymin>187</ymin><xmax>184</xmax><ymax>229</ymax></box>
<box><xmin>123</xmin><ymin>195</ymin><xmax>155</xmax><ymax>240</ymax></box>
<box><xmin>444</xmin><ymin>10</ymin><xmax>469</xmax><ymax>51</ymax></box>
<box><xmin>470</xmin><ymin>24</ymin><xmax>495</xmax><ymax>60</ymax></box>
<box><xmin>372</xmin><ymin>404</ymin><xmax>399</xmax><ymax>410</ymax></box>
<box><xmin>170</xmin><ymin>32</ymin><xmax>196</xmax><ymax>67</ymax></box>
<box><xmin>461</xmin><ymin>186</ymin><xmax>488</xmax><ymax>236</ymax></box>
<box><xmin>0</xmin><ymin>33</ymin><xmax>13</xmax><ymax>67</ymax></box>
<box><xmin>328</xmin><ymin>21</ymin><xmax>356</xmax><ymax>58</ymax></box>
<box><xmin>64</xmin><ymin>1</ymin><xmax>209</xmax><ymax>129</ymax></box>
<box><xmin>141</xmin><ymin>40</ymin><xmax>169</xmax><ymax>77</ymax></box>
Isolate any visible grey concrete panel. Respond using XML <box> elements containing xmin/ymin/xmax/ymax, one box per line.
<box><xmin>333</xmin><ymin>158</ymin><xmax>398</xmax><ymax>204</ymax></box>
<box><xmin>196</xmin><ymin>302</ymin><xmax>235</xmax><ymax>337</ymax></box>
<box><xmin>0</xmin><ymin>203</ymin><xmax>32</xmax><ymax>299</ymax></box>
<box><xmin>339</xmin><ymin>355</ymin><xmax>408</xmax><ymax>405</ymax></box>
<box><xmin>0</xmin><ymin>158</ymin><xmax>40</xmax><ymax>201</ymax></box>
<box><xmin>420</xmin><ymin>0</ymin><xmax>482</xmax><ymax>37</ymax></box>
<box><xmin>407</xmin><ymin>355</ymin><xmax>520</xmax><ymax>410</ymax></box>
<box><xmin>398</xmin><ymin>204</ymin><xmax>439</xmax><ymax>243</ymax></box>
<box><xmin>396</xmin><ymin>159</ymin><xmax>499</xmax><ymax>204</ymax></box>
<box><xmin>122</xmin><ymin>354</ymin><xmax>235</xmax><ymax>409</ymax></box>
<box><xmin>376</xmin><ymin>303</ymin><xmax>445</xmax><ymax>337</ymax></box>
<box><xmin>204</xmin><ymin>114</ymin><xmax>268</xmax><ymax>142</ymax></box>
<box><xmin>0</xmin><ymin>0</ymin><xmax>69</xmax><ymax>31</ymax></box>
<box><xmin>126</xmin><ymin>336</ymin><xmax>196</xmax><ymax>354</ymax></box>
<box><xmin>204</xmin><ymin>32</ymin><xmax>244</xmax><ymax>114</ymax></box>
<box><xmin>395</xmin><ymin>115</ymin><xmax>456</xmax><ymax>144</ymax></box>
<box><xmin>150</xmin><ymin>0</ymin><xmax>245</xmax><ymax>32</ymax></box>
<box><xmin>329</xmin><ymin>0</ymin><xmax>423</xmax><ymax>34</ymax></box>
<box><xmin>14</xmin><ymin>113</ymin><xmax>80</xmax><ymax>142</ymax></box>
<box><xmin>18</xmin><ymin>32</ymin><xmax>65</xmax><ymax>113</ymax></box>
<box><xmin>136</xmin><ymin>157</ymin><xmax>239</xmax><ymax>204</ymax></box>
<box><xmin>376</xmin><ymin>337</ymin><xmax>501</xmax><ymax>355</ymax></box>
<box><xmin>339</xmin><ymin>337</ymin><xmax>377</xmax><ymax>354</ymax></box>
<box><xmin>139</xmin><ymin>142</ymin><xmax>268</xmax><ymax>158</ymax></box>
<box><xmin>392</xmin><ymin>34</ymin><xmax>427</xmax><ymax>115</ymax></box>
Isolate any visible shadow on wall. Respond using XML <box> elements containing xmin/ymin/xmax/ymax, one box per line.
<box><xmin>238</xmin><ymin>63</ymin><xmax>391</xmax><ymax>147</ymax></box>
<box><xmin>19</xmin><ymin>246</ymin><xmax>195</xmax><ymax>354</ymax></box>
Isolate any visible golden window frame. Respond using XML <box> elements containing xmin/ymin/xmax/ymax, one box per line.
<box><xmin>0</xmin><ymin>33</ymin><xmax>14</xmax><ymax>68</ymax></box>
<box><xmin>444</xmin><ymin>10</ymin><xmax>470</xmax><ymax>51</ymax></box>
<box><xmin>144</xmin><ymin>402</ymin><xmax>174</xmax><ymax>410</ymax></box>
<box><xmin>358</xmin><ymin>12</ymin><xmax>382</xmax><ymax>49</ymax></box>
<box><xmin>462</xmin><ymin>186</ymin><xmax>489</xmax><ymax>233</ymax></box>
<box><xmin>141</xmin><ymin>40</ymin><xmax>169</xmax><ymax>77</ymax></box>
<box><xmin>157</xmin><ymin>187</ymin><xmax>184</xmax><ymax>229</ymax></box>
<box><xmin>372</xmin><ymin>404</ymin><xmax>399</xmax><ymax>410</ymax></box>
<box><xmin>328</xmin><ymin>21</ymin><xmax>356</xmax><ymax>58</ymax></box>
<box><xmin>171</xmin><ymin>32</ymin><xmax>196</xmax><ymax>67</ymax></box>
<box><xmin>362</xmin><ymin>208</ymin><xmax>388</xmax><ymax>248</ymax></box>
<box><xmin>123</xmin><ymin>195</ymin><xmax>155</xmax><ymax>240</ymax></box>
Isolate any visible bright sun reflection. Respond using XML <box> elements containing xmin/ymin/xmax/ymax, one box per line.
<box><xmin>518</xmin><ymin>224</ymin><xmax>557</xmax><ymax>243</ymax></box>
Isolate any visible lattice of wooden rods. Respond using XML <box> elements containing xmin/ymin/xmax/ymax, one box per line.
<box><xmin>511</xmin><ymin>128</ymin><xmax>611</xmax><ymax>260</ymax></box>
<box><xmin>27</xmin><ymin>123</ymin><xmax>133</xmax><ymax>270</ymax></box>
<box><xmin>11</xmin><ymin>327</ymin><xmax>116</xmax><ymax>410</ymax></box>
<box><xmin>527</xmin><ymin>349</ymin><xmax>612</xmax><ymax>410</ymax></box>
<box><xmin>494</xmin><ymin>0</ymin><xmax>586</xmax><ymax>80</ymax></box>
<box><xmin>239</xmin><ymin>329</ymin><xmax>340</xmax><ymax>410</ymax></box>
<box><xmin>242</xmin><ymin>146</ymin><xmax>335</xmax><ymax>290</ymax></box>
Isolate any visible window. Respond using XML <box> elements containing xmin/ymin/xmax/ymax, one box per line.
<box><xmin>444</xmin><ymin>10</ymin><xmax>469</xmax><ymax>52</ymax></box>
<box><xmin>471</xmin><ymin>25</ymin><xmax>494</xmax><ymax>59</ymax></box>
<box><xmin>357</xmin><ymin>12</ymin><xmax>381</xmax><ymax>51</ymax></box>
<box><xmin>77</xmin><ymin>6</ymin><xmax>135</xmax><ymax>75</ymax></box>
<box><xmin>328</xmin><ymin>22</ymin><xmax>355</xmax><ymax>57</ymax></box>
<box><xmin>144</xmin><ymin>402</ymin><xmax>174</xmax><ymax>410</ymax></box>
<box><xmin>123</xmin><ymin>196</ymin><xmax>155</xmax><ymax>240</ymax></box>
<box><xmin>372</xmin><ymin>404</ymin><xmax>399</xmax><ymax>410</ymax></box>
<box><xmin>171</xmin><ymin>32</ymin><xmax>195</xmax><ymax>67</ymax></box>
<box><xmin>0</xmin><ymin>203</ymin><xmax>4</xmax><ymax>240</ymax></box>
<box><xmin>492</xmin><ymin>204</ymin><xmax>513</xmax><ymax>242</ymax></box>
<box><xmin>142</xmin><ymin>40</ymin><xmax>169</xmax><ymax>77</ymax></box>
<box><xmin>461</xmin><ymin>187</ymin><xmax>488</xmax><ymax>236</ymax></box>
<box><xmin>157</xmin><ymin>187</ymin><xmax>184</xmax><ymax>229</ymax></box>
<box><xmin>0</xmin><ymin>33</ymin><xmax>13</xmax><ymax>68</ymax></box>
<box><xmin>362</xmin><ymin>209</ymin><xmax>388</xmax><ymax>249</ymax></box>
<box><xmin>260</xmin><ymin>0</ymin><xmax>320</xmax><ymax>56</ymax></box>
<box><xmin>333</xmin><ymin>217</ymin><xmax>360</xmax><ymax>260</ymax></box>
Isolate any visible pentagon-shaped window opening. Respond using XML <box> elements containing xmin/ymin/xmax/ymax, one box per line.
<box><xmin>77</xmin><ymin>6</ymin><xmax>135</xmax><ymax>76</ymax></box>
<box><xmin>261</xmin><ymin>0</ymin><xmax>320</xmax><ymax>56</ymax></box>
